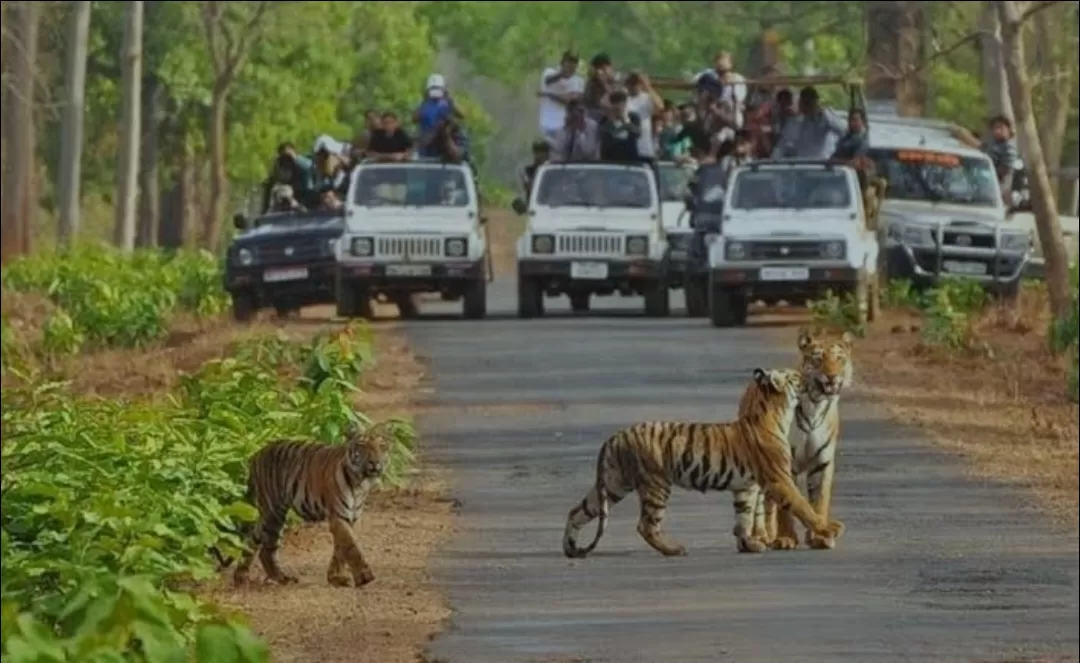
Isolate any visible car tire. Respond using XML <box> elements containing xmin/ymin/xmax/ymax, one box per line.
<box><xmin>336</xmin><ymin>279</ymin><xmax>372</xmax><ymax>319</ymax></box>
<box><xmin>569</xmin><ymin>292</ymin><xmax>590</xmax><ymax>314</ymax></box>
<box><xmin>685</xmin><ymin>276</ymin><xmax>708</xmax><ymax>318</ymax></box>
<box><xmin>395</xmin><ymin>293</ymin><xmax>419</xmax><ymax>319</ymax></box>
<box><xmin>463</xmin><ymin>276</ymin><xmax>487</xmax><ymax>320</ymax></box>
<box><xmin>517</xmin><ymin>276</ymin><xmax>544</xmax><ymax>319</ymax></box>
<box><xmin>231</xmin><ymin>291</ymin><xmax>257</xmax><ymax>323</ymax></box>
<box><xmin>643</xmin><ymin>282</ymin><xmax>671</xmax><ymax>318</ymax></box>
<box><xmin>709</xmin><ymin>282</ymin><xmax>748</xmax><ymax>328</ymax></box>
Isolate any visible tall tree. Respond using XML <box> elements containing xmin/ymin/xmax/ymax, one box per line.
<box><xmin>113</xmin><ymin>0</ymin><xmax>144</xmax><ymax>251</ymax></box>
<box><xmin>996</xmin><ymin>0</ymin><xmax>1073</xmax><ymax>317</ymax></box>
<box><xmin>0</xmin><ymin>1</ymin><xmax>41</xmax><ymax>263</ymax></box>
<box><xmin>57</xmin><ymin>0</ymin><xmax>93</xmax><ymax>247</ymax></box>
<box><xmin>978</xmin><ymin>2</ymin><xmax>1013</xmax><ymax>119</ymax></box>
<box><xmin>201</xmin><ymin>1</ymin><xmax>273</xmax><ymax>251</ymax></box>
<box><xmin>866</xmin><ymin>1</ymin><xmax>927</xmax><ymax>115</ymax></box>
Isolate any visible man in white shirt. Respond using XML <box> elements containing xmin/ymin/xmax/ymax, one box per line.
<box><xmin>538</xmin><ymin>51</ymin><xmax>585</xmax><ymax>145</ymax></box>
<box><xmin>694</xmin><ymin>51</ymin><xmax>747</xmax><ymax>128</ymax></box>
<box><xmin>550</xmin><ymin>99</ymin><xmax>600</xmax><ymax>162</ymax></box>
<box><xmin>624</xmin><ymin>71</ymin><xmax>665</xmax><ymax>161</ymax></box>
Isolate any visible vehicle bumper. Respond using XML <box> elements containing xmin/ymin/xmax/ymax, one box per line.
<box><xmin>224</xmin><ymin>261</ymin><xmax>337</xmax><ymax>305</ymax></box>
<box><xmin>709</xmin><ymin>265</ymin><xmax>860</xmax><ymax>299</ymax></box>
<box><xmin>517</xmin><ymin>258</ymin><xmax>662</xmax><ymax>289</ymax></box>
<box><xmin>337</xmin><ymin>260</ymin><xmax>484</xmax><ymax>291</ymax></box>
<box><xmin>885</xmin><ymin>244</ymin><xmax>1028</xmax><ymax>292</ymax></box>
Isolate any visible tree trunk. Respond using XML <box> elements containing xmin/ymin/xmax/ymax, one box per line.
<box><xmin>204</xmin><ymin>85</ymin><xmax>229</xmax><ymax>251</ymax></box>
<box><xmin>137</xmin><ymin>75</ymin><xmax>163</xmax><ymax>247</ymax></box>
<box><xmin>1031</xmin><ymin>8</ymin><xmax>1073</xmax><ymax>199</ymax></box>
<box><xmin>0</xmin><ymin>2</ymin><xmax>41</xmax><ymax>264</ymax></box>
<box><xmin>57</xmin><ymin>0</ymin><xmax>92</xmax><ymax>247</ymax></box>
<box><xmin>977</xmin><ymin>2</ymin><xmax>1013</xmax><ymax>120</ymax></box>
<box><xmin>113</xmin><ymin>0</ymin><xmax>144</xmax><ymax>251</ymax></box>
<box><xmin>995</xmin><ymin>0</ymin><xmax>1072</xmax><ymax>317</ymax></box>
<box><xmin>865</xmin><ymin>1</ymin><xmax>926</xmax><ymax>116</ymax></box>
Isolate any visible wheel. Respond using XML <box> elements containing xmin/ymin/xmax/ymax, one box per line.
<box><xmin>231</xmin><ymin>291</ymin><xmax>257</xmax><ymax>323</ymax></box>
<box><xmin>643</xmin><ymin>282</ymin><xmax>671</xmax><ymax>318</ymax></box>
<box><xmin>569</xmin><ymin>292</ymin><xmax>590</xmax><ymax>313</ymax></box>
<box><xmin>394</xmin><ymin>293</ymin><xmax>419</xmax><ymax>319</ymax></box>
<box><xmin>335</xmin><ymin>279</ymin><xmax>373</xmax><ymax>319</ymax></box>
<box><xmin>708</xmin><ymin>282</ymin><xmax>748</xmax><ymax>328</ymax></box>
<box><xmin>684</xmin><ymin>276</ymin><xmax>708</xmax><ymax>318</ymax></box>
<box><xmin>463</xmin><ymin>276</ymin><xmax>487</xmax><ymax>319</ymax></box>
<box><xmin>517</xmin><ymin>276</ymin><xmax>544</xmax><ymax>318</ymax></box>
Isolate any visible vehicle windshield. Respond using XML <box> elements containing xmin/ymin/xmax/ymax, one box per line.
<box><xmin>535</xmin><ymin>167</ymin><xmax>653</xmax><ymax>208</ymax></box>
<box><xmin>254</xmin><ymin>212</ymin><xmax>342</xmax><ymax>229</ymax></box>
<box><xmin>658</xmin><ymin>164</ymin><xmax>693</xmax><ymax>202</ymax></box>
<box><xmin>868</xmin><ymin>148</ymin><xmax>999</xmax><ymax>207</ymax></box>
<box><xmin>352</xmin><ymin>166</ymin><xmax>471</xmax><ymax>207</ymax></box>
<box><xmin>729</xmin><ymin>168</ymin><xmax>852</xmax><ymax>210</ymax></box>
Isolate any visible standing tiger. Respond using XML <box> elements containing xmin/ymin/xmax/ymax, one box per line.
<box><xmin>746</xmin><ymin>329</ymin><xmax>853</xmax><ymax>551</ymax></box>
<box><xmin>218</xmin><ymin>420</ymin><xmax>394</xmax><ymax>588</ymax></box>
<box><xmin>562</xmin><ymin>368</ymin><xmax>845</xmax><ymax>559</ymax></box>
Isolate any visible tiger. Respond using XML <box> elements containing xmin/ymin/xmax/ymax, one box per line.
<box><xmin>562</xmin><ymin>367</ymin><xmax>845</xmax><ymax>559</ymax></box>
<box><xmin>746</xmin><ymin>328</ymin><xmax>853</xmax><ymax>551</ymax></box>
<box><xmin>216</xmin><ymin>420</ymin><xmax>395</xmax><ymax>588</ymax></box>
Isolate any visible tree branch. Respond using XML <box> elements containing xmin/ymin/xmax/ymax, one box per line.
<box><xmin>222</xmin><ymin>1</ymin><xmax>272</xmax><ymax>76</ymax></box>
<box><xmin>201</xmin><ymin>3</ymin><xmax>225</xmax><ymax>74</ymax></box>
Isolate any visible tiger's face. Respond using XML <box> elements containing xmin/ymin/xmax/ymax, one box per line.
<box><xmin>345</xmin><ymin>424</ymin><xmax>392</xmax><ymax>479</ymax></box>
<box><xmin>797</xmin><ymin>329</ymin><xmax>853</xmax><ymax>397</ymax></box>
<box><xmin>751</xmin><ymin>367</ymin><xmax>804</xmax><ymax>409</ymax></box>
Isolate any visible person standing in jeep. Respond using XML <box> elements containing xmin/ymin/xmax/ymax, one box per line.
<box><xmin>598</xmin><ymin>90</ymin><xmax>643</xmax><ymax>162</ymax></box>
<box><xmin>582</xmin><ymin>53</ymin><xmax>617</xmax><ymax>122</ymax></box>
<box><xmin>538</xmin><ymin>51</ymin><xmax>585</xmax><ymax>146</ymax></box>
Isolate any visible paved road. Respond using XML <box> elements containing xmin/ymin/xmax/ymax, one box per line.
<box><xmin>406</xmin><ymin>280</ymin><xmax>1079</xmax><ymax>663</ymax></box>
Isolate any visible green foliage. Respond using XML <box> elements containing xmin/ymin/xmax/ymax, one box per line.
<box><xmin>1048</xmin><ymin>264</ymin><xmax>1080</xmax><ymax>402</ymax></box>
<box><xmin>1</xmin><ymin>323</ymin><xmax>415</xmax><ymax>660</ymax></box>
<box><xmin>807</xmin><ymin>290</ymin><xmax>865</xmax><ymax>337</ymax></box>
<box><xmin>1</xmin><ymin>247</ymin><xmax>228</xmax><ymax>356</ymax></box>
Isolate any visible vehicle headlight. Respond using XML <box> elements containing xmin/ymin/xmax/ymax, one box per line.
<box><xmin>891</xmin><ymin>223</ymin><xmax>935</xmax><ymax>247</ymax></box>
<box><xmin>350</xmin><ymin>237</ymin><xmax>374</xmax><ymax>257</ymax></box>
<box><xmin>1000</xmin><ymin>232</ymin><xmax>1032</xmax><ymax>252</ymax></box>
<box><xmin>822</xmin><ymin>241</ymin><xmax>846</xmax><ymax>260</ymax></box>
<box><xmin>445</xmin><ymin>237</ymin><xmax>467</xmax><ymax>258</ymax></box>
<box><xmin>237</xmin><ymin>247</ymin><xmax>254</xmax><ymax>266</ymax></box>
<box><xmin>626</xmin><ymin>235</ymin><xmax>648</xmax><ymax>256</ymax></box>
<box><xmin>531</xmin><ymin>234</ymin><xmax>554</xmax><ymax>254</ymax></box>
<box><xmin>725</xmin><ymin>240</ymin><xmax>746</xmax><ymax>261</ymax></box>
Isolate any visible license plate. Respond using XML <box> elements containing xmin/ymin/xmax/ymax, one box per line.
<box><xmin>943</xmin><ymin>260</ymin><xmax>987</xmax><ymax>276</ymax></box>
<box><xmin>386</xmin><ymin>264</ymin><xmax>432</xmax><ymax>277</ymax></box>
<box><xmin>760</xmin><ymin>266</ymin><xmax>809</xmax><ymax>281</ymax></box>
<box><xmin>264</xmin><ymin>267</ymin><xmax>309</xmax><ymax>282</ymax></box>
<box><xmin>570</xmin><ymin>261</ymin><xmax>609</xmax><ymax>280</ymax></box>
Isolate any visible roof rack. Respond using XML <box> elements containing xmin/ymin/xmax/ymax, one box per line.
<box><xmin>545</xmin><ymin>159</ymin><xmax>654</xmax><ymax>169</ymax></box>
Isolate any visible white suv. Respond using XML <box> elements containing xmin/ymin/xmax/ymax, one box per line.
<box><xmin>511</xmin><ymin>161</ymin><xmax>670</xmax><ymax>317</ymax></box>
<box><xmin>707</xmin><ymin>160</ymin><xmax>880</xmax><ymax>327</ymax></box>
<box><xmin>336</xmin><ymin>159</ymin><xmax>489</xmax><ymax>319</ymax></box>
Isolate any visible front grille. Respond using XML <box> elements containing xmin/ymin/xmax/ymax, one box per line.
<box><xmin>258</xmin><ymin>239</ymin><xmax>325</xmax><ymax>265</ymax></box>
<box><xmin>556</xmin><ymin>234</ymin><xmax>624</xmax><ymax>256</ymax></box>
<box><xmin>747</xmin><ymin>241</ymin><xmax>825</xmax><ymax>261</ymax></box>
<box><xmin>375</xmin><ymin>236</ymin><xmax>443</xmax><ymax>259</ymax></box>
<box><xmin>942</xmin><ymin>231</ymin><xmax>995</xmax><ymax>249</ymax></box>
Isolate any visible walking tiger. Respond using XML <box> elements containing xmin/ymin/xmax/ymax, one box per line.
<box><xmin>562</xmin><ymin>367</ymin><xmax>845</xmax><ymax>558</ymax></box>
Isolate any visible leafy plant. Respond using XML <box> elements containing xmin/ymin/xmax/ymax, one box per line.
<box><xmin>1049</xmin><ymin>263</ymin><xmax>1079</xmax><ymax>402</ymax></box>
<box><xmin>808</xmin><ymin>290</ymin><xmax>865</xmax><ymax>337</ymax></box>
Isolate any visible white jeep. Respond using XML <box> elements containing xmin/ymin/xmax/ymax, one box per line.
<box><xmin>707</xmin><ymin>160</ymin><xmax>880</xmax><ymax>327</ymax></box>
<box><xmin>511</xmin><ymin>161</ymin><xmax>670</xmax><ymax>317</ymax></box>
<box><xmin>335</xmin><ymin>159</ymin><xmax>489</xmax><ymax>319</ymax></box>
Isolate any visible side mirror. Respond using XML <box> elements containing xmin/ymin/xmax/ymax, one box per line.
<box><xmin>233</xmin><ymin>213</ymin><xmax>249</xmax><ymax>230</ymax></box>
<box><xmin>511</xmin><ymin>197</ymin><xmax>528</xmax><ymax>215</ymax></box>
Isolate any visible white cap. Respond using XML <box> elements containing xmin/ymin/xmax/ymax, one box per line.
<box><xmin>426</xmin><ymin>73</ymin><xmax>446</xmax><ymax>98</ymax></box>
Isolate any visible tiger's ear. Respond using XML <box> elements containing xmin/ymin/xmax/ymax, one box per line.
<box><xmin>839</xmin><ymin>331</ymin><xmax>854</xmax><ymax>348</ymax></box>
<box><xmin>752</xmin><ymin>367</ymin><xmax>771</xmax><ymax>390</ymax></box>
<box><xmin>796</xmin><ymin>327</ymin><xmax>814</xmax><ymax>351</ymax></box>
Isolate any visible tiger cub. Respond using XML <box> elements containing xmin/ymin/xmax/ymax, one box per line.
<box><xmin>748</xmin><ymin>329</ymin><xmax>853</xmax><ymax>551</ymax></box>
<box><xmin>562</xmin><ymin>368</ymin><xmax>845</xmax><ymax>559</ymax></box>
<box><xmin>221</xmin><ymin>421</ymin><xmax>394</xmax><ymax>588</ymax></box>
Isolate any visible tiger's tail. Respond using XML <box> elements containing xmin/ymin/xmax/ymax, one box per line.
<box><xmin>563</xmin><ymin>438</ymin><xmax>613</xmax><ymax>558</ymax></box>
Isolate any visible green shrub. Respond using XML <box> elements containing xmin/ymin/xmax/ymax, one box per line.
<box><xmin>1049</xmin><ymin>263</ymin><xmax>1080</xmax><ymax>402</ymax></box>
<box><xmin>1</xmin><ymin>325</ymin><xmax>415</xmax><ymax>660</ymax></box>
<box><xmin>808</xmin><ymin>290</ymin><xmax>864</xmax><ymax>337</ymax></box>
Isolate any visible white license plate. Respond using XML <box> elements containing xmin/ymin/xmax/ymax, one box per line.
<box><xmin>570</xmin><ymin>261</ymin><xmax>609</xmax><ymax>280</ymax></box>
<box><xmin>264</xmin><ymin>267</ymin><xmax>309</xmax><ymax>282</ymax></box>
<box><xmin>943</xmin><ymin>260</ymin><xmax>987</xmax><ymax>276</ymax></box>
<box><xmin>760</xmin><ymin>266</ymin><xmax>809</xmax><ymax>281</ymax></box>
<box><xmin>386</xmin><ymin>264</ymin><xmax>432</xmax><ymax>277</ymax></box>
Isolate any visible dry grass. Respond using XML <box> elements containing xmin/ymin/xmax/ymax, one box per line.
<box><xmin>845</xmin><ymin>290</ymin><xmax>1079</xmax><ymax>529</ymax></box>
<box><xmin>487</xmin><ymin>208</ymin><xmax>525</xmax><ymax>277</ymax></box>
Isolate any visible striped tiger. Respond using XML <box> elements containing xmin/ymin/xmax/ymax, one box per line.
<box><xmin>220</xmin><ymin>421</ymin><xmax>395</xmax><ymax>588</ymax></box>
<box><xmin>747</xmin><ymin>329</ymin><xmax>853</xmax><ymax>551</ymax></box>
<box><xmin>562</xmin><ymin>368</ymin><xmax>845</xmax><ymax>559</ymax></box>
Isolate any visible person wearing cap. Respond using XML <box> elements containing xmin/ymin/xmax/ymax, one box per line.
<box><xmin>582</xmin><ymin>53</ymin><xmax>616</xmax><ymax>122</ymax></box>
<box><xmin>693</xmin><ymin>51</ymin><xmax>748</xmax><ymax>128</ymax></box>
<box><xmin>415</xmin><ymin>73</ymin><xmax>464</xmax><ymax>157</ymax></box>
<box><xmin>770</xmin><ymin>86</ymin><xmax>846</xmax><ymax>160</ymax></box>
<box><xmin>538</xmin><ymin>51</ymin><xmax>585</xmax><ymax>146</ymax></box>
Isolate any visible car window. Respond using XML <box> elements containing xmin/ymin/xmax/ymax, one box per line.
<box><xmin>353</xmin><ymin>167</ymin><xmax>471</xmax><ymax>207</ymax></box>
<box><xmin>729</xmin><ymin>169</ymin><xmax>852</xmax><ymax>210</ymax></box>
<box><xmin>535</xmin><ymin>168</ymin><xmax>653</xmax><ymax>208</ymax></box>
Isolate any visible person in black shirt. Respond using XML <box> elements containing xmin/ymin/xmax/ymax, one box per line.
<box><xmin>675</xmin><ymin>103</ymin><xmax>712</xmax><ymax>156</ymax></box>
<box><xmin>367</xmin><ymin>111</ymin><xmax>413</xmax><ymax>161</ymax></box>
<box><xmin>521</xmin><ymin>139</ymin><xmax>550</xmax><ymax>196</ymax></box>
<box><xmin>598</xmin><ymin>90</ymin><xmax>642</xmax><ymax>162</ymax></box>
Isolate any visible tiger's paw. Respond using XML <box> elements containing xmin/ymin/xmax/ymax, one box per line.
<box><xmin>736</xmin><ymin>537</ymin><xmax>768</xmax><ymax>554</ymax></box>
<box><xmin>354</xmin><ymin>566</ymin><xmax>376</xmax><ymax>587</ymax></box>
<box><xmin>327</xmin><ymin>574</ymin><xmax>351</xmax><ymax>587</ymax></box>
<box><xmin>817</xmin><ymin>519</ymin><xmax>845</xmax><ymax>540</ymax></box>
<box><xmin>808</xmin><ymin>535</ymin><xmax>836</xmax><ymax>550</ymax></box>
<box><xmin>770</xmin><ymin>536</ymin><xmax>798</xmax><ymax>551</ymax></box>
<box><xmin>660</xmin><ymin>544</ymin><xmax>688</xmax><ymax>557</ymax></box>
